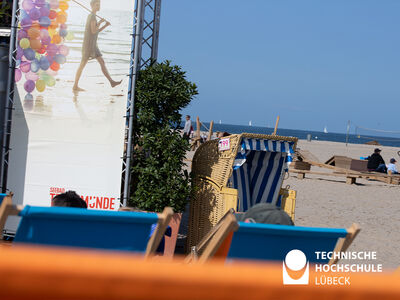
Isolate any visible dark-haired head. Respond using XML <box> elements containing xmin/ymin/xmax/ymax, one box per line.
<box><xmin>52</xmin><ymin>191</ymin><xmax>87</xmax><ymax>208</ymax></box>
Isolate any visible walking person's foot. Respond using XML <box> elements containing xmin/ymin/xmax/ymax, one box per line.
<box><xmin>111</xmin><ymin>80</ymin><xmax>122</xmax><ymax>88</ymax></box>
<box><xmin>73</xmin><ymin>85</ymin><xmax>85</xmax><ymax>92</ymax></box>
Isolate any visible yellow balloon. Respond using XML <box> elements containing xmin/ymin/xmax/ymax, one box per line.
<box><xmin>20</xmin><ymin>38</ymin><xmax>30</xmax><ymax>49</ymax></box>
<box><xmin>66</xmin><ymin>31</ymin><xmax>74</xmax><ymax>41</ymax></box>
<box><xmin>36</xmin><ymin>80</ymin><xmax>46</xmax><ymax>92</ymax></box>
<box><xmin>46</xmin><ymin>76</ymin><xmax>56</xmax><ymax>87</ymax></box>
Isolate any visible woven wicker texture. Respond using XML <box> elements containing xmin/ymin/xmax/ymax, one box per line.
<box><xmin>187</xmin><ymin>133</ymin><xmax>298</xmax><ymax>251</ymax></box>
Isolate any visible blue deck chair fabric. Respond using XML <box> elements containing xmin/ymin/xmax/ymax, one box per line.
<box><xmin>226</xmin><ymin>222</ymin><xmax>347</xmax><ymax>264</ymax></box>
<box><xmin>14</xmin><ymin>206</ymin><xmax>158</xmax><ymax>253</ymax></box>
<box><xmin>230</xmin><ymin>138</ymin><xmax>295</xmax><ymax>212</ymax></box>
<box><xmin>0</xmin><ymin>193</ymin><xmax>7</xmax><ymax>205</ymax></box>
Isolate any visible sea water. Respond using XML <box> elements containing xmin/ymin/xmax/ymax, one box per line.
<box><xmin>186</xmin><ymin>122</ymin><xmax>400</xmax><ymax>148</ymax></box>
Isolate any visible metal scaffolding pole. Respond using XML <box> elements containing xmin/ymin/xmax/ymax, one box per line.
<box><xmin>122</xmin><ymin>0</ymin><xmax>162</xmax><ymax>206</ymax></box>
<box><xmin>1</xmin><ymin>0</ymin><xmax>18</xmax><ymax>193</ymax></box>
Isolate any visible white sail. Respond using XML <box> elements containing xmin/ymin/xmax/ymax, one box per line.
<box><xmin>219</xmin><ymin>120</ymin><xmax>221</xmax><ymax>124</ymax></box>
<box><xmin>249</xmin><ymin>120</ymin><xmax>252</xmax><ymax>126</ymax></box>
<box><xmin>324</xmin><ymin>126</ymin><xmax>328</xmax><ymax>134</ymax></box>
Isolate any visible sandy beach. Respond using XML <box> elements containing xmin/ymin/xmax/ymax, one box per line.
<box><xmin>186</xmin><ymin>137</ymin><xmax>399</xmax><ymax>270</ymax></box>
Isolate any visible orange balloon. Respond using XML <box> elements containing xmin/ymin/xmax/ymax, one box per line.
<box><xmin>28</xmin><ymin>28</ymin><xmax>40</xmax><ymax>39</ymax></box>
<box><xmin>29</xmin><ymin>39</ymin><xmax>42</xmax><ymax>51</ymax></box>
<box><xmin>52</xmin><ymin>34</ymin><xmax>61</xmax><ymax>44</ymax></box>
<box><xmin>56</xmin><ymin>14</ymin><xmax>67</xmax><ymax>24</ymax></box>
<box><xmin>50</xmin><ymin>61</ymin><xmax>60</xmax><ymax>71</ymax></box>
<box><xmin>49</xmin><ymin>20</ymin><xmax>59</xmax><ymax>29</ymax></box>
<box><xmin>31</xmin><ymin>22</ymin><xmax>40</xmax><ymax>30</ymax></box>
<box><xmin>59</xmin><ymin>1</ymin><xmax>69</xmax><ymax>11</ymax></box>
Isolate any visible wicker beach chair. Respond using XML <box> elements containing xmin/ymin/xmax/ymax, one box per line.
<box><xmin>187</xmin><ymin>133</ymin><xmax>298</xmax><ymax>250</ymax></box>
<box><xmin>191</xmin><ymin>210</ymin><xmax>360</xmax><ymax>265</ymax></box>
<box><xmin>0</xmin><ymin>196</ymin><xmax>173</xmax><ymax>256</ymax></box>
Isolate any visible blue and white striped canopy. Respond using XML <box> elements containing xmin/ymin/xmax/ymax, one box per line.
<box><xmin>230</xmin><ymin>138</ymin><xmax>295</xmax><ymax>212</ymax></box>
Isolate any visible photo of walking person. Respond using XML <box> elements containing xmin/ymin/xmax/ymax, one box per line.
<box><xmin>73</xmin><ymin>0</ymin><xmax>122</xmax><ymax>91</ymax></box>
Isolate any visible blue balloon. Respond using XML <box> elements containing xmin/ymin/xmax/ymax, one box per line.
<box><xmin>39</xmin><ymin>56</ymin><xmax>50</xmax><ymax>70</ymax></box>
<box><xmin>39</xmin><ymin>16</ymin><xmax>51</xmax><ymax>27</ymax></box>
<box><xmin>59</xmin><ymin>29</ymin><xmax>68</xmax><ymax>38</ymax></box>
<box><xmin>31</xmin><ymin>59</ymin><xmax>40</xmax><ymax>73</ymax></box>
<box><xmin>23</xmin><ymin>48</ymin><xmax>36</xmax><ymax>61</ymax></box>
<box><xmin>54</xmin><ymin>54</ymin><xmax>66</xmax><ymax>64</ymax></box>
<box><xmin>16</xmin><ymin>59</ymin><xmax>21</xmax><ymax>67</ymax></box>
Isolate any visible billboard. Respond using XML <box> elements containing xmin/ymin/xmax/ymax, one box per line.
<box><xmin>7</xmin><ymin>0</ymin><xmax>133</xmax><ymax>217</ymax></box>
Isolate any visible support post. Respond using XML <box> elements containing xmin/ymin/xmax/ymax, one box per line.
<box><xmin>272</xmin><ymin>116</ymin><xmax>280</xmax><ymax>136</ymax></box>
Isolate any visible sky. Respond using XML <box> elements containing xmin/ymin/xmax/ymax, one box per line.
<box><xmin>156</xmin><ymin>0</ymin><xmax>400</xmax><ymax>134</ymax></box>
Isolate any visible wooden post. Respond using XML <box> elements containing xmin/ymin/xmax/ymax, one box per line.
<box><xmin>297</xmin><ymin>173</ymin><xmax>305</xmax><ymax>179</ymax></box>
<box><xmin>346</xmin><ymin>177</ymin><xmax>356</xmax><ymax>185</ymax></box>
<box><xmin>273</xmin><ymin>116</ymin><xmax>280</xmax><ymax>135</ymax></box>
<box><xmin>207</xmin><ymin>121</ymin><xmax>214</xmax><ymax>141</ymax></box>
<box><xmin>196</xmin><ymin>116</ymin><xmax>201</xmax><ymax>140</ymax></box>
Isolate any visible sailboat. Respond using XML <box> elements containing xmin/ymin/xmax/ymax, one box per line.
<box><xmin>219</xmin><ymin>120</ymin><xmax>221</xmax><ymax>124</ymax></box>
<box><xmin>323</xmin><ymin>126</ymin><xmax>328</xmax><ymax>134</ymax></box>
<box><xmin>249</xmin><ymin>120</ymin><xmax>252</xmax><ymax>126</ymax></box>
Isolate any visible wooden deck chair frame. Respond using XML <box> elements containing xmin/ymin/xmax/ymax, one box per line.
<box><xmin>0</xmin><ymin>194</ymin><xmax>173</xmax><ymax>257</ymax></box>
<box><xmin>185</xmin><ymin>209</ymin><xmax>238</xmax><ymax>263</ymax></box>
<box><xmin>192</xmin><ymin>210</ymin><xmax>360</xmax><ymax>265</ymax></box>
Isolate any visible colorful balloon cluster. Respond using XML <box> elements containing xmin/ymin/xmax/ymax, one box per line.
<box><xmin>16</xmin><ymin>0</ymin><xmax>73</xmax><ymax>100</ymax></box>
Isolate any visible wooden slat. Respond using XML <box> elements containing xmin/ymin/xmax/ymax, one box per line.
<box><xmin>0</xmin><ymin>246</ymin><xmax>399</xmax><ymax>300</ymax></box>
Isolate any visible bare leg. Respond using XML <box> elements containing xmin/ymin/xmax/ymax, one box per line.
<box><xmin>96</xmin><ymin>56</ymin><xmax>122</xmax><ymax>88</ymax></box>
<box><xmin>73</xmin><ymin>58</ymin><xmax>88</xmax><ymax>91</ymax></box>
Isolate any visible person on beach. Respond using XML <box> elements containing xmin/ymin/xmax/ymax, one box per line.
<box><xmin>73</xmin><ymin>0</ymin><xmax>122</xmax><ymax>91</ymax></box>
<box><xmin>367</xmin><ymin>148</ymin><xmax>386</xmax><ymax>172</ymax></box>
<box><xmin>51</xmin><ymin>191</ymin><xmax>87</xmax><ymax>208</ymax></box>
<box><xmin>183</xmin><ymin>115</ymin><xmax>192</xmax><ymax>140</ymax></box>
<box><xmin>387</xmin><ymin>158</ymin><xmax>398</xmax><ymax>174</ymax></box>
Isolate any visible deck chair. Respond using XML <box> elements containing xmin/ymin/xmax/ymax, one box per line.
<box><xmin>0</xmin><ymin>193</ymin><xmax>6</xmax><ymax>204</ymax></box>
<box><xmin>188</xmin><ymin>133</ymin><xmax>298</xmax><ymax>250</ymax></box>
<box><xmin>0</xmin><ymin>196</ymin><xmax>173</xmax><ymax>257</ymax></box>
<box><xmin>192</xmin><ymin>210</ymin><xmax>360</xmax><ymax>265</ymax></box>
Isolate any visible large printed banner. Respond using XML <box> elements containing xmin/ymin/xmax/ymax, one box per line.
<box><xmin>8</xmin><ymin>0</ymin><xmax>133</xmax><ymax>217</ymax></box>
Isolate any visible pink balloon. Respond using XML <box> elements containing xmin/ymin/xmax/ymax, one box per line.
<box><xmin>47</xmin><ymin>68</ymin><xmax>58</xmax><ymax>76</ymax></box>
<box><xmin>25</xmin><ymin>71</ymin><xmax>39</xmax><ymax>81</ymax></box>
<box><xmin>59</xmin><ymin>45</ymin><xmax>69</xmax><ymax>56</ymax></box>
<box><xmin>15</xmin><ymin>69</ymin><xmax>22</xmax><ymax>82</ymax></box>
<box><xmin>22</xmin><ymin>0</ymin><xmax>34</xmax><ymax>11</ymax></box>
<box><xmin>49</xmin><ymin>0</ymin><xmax>59</xmax><ymax>10</ymax></box>
<box><xmin>20</xmin><ymin>61</ymin><xmax>31</xmax><ymax>73</ymax></box>
<box><xmin>39</xmin><ymin>29</ymin><xmax>49</xmax><ymax>39</ymax></box>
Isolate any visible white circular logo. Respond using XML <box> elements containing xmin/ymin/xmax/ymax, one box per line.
<box><xmin>285</xmin><ymin>249</ymin><xmax>307</xmax><ymax>271</ymax></box>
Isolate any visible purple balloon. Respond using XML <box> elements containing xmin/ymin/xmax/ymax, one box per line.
<box><xmin>34</xmin><ymin>0</ymin><xmax>46</xmax><ymax>8</ymax></box>
<box><xmin>39</xmin><ymin>56</ymin><xmax>50</xmax><ymax>70</ymax></box>
<box><xmin>15</xmin><ymin>68</ymin><xmax>22</xmax><ymax>82</ymax></box>
<box><xmin>20</xmin><ymin>61</ymin><xmax>31</xmax><ymax>73</ymax></box>
<box><xmin>24</xmin><ymin>80</ymin><xmax>36</xmax><ymax>93</ymax></box>
<box><xmin>59</xmin><ymin>24</ymin><xmax>67</xmax><ymax>30</ymax></box>
<box><xmin>46</xmin><ymin>43</ymin><xmax>58</xmax><ymax>57</ymax></box>
<box><xmin>41</xmin><ymin>35</ymin><xmax>51</xmax><ymax>45</ymax></box>
<box><xmin>18</xmin><ymin>29</ymin><xmax>28</xmax><ymax>40</ymax></box>
<box><xmin>28</xmin><ymin>8</ymin><xmax>41</xmax><ymax>21</ymax></box>
<box><xmin>39</xmin><ymin>16</ymin><xmax>51</xmax><ymax>27</ymax></box>
<box><xmin>39</xmin><ymin>5</ymin><xmax>49</xmax><ymax>17</ymax></box>
<box><xmin>20</xmin><ymin>16</ymin><xmax>32</xmax><ymax>29</ymax></box>
<box><xmin>16</xmin><ymin>47</ymin><xmax>24</xmax><ymax>59</ymax></box>
<box><xmin>23</xmin><ymin>48</ymin><xmax>36</xmax><ymax>61</ymax></box>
